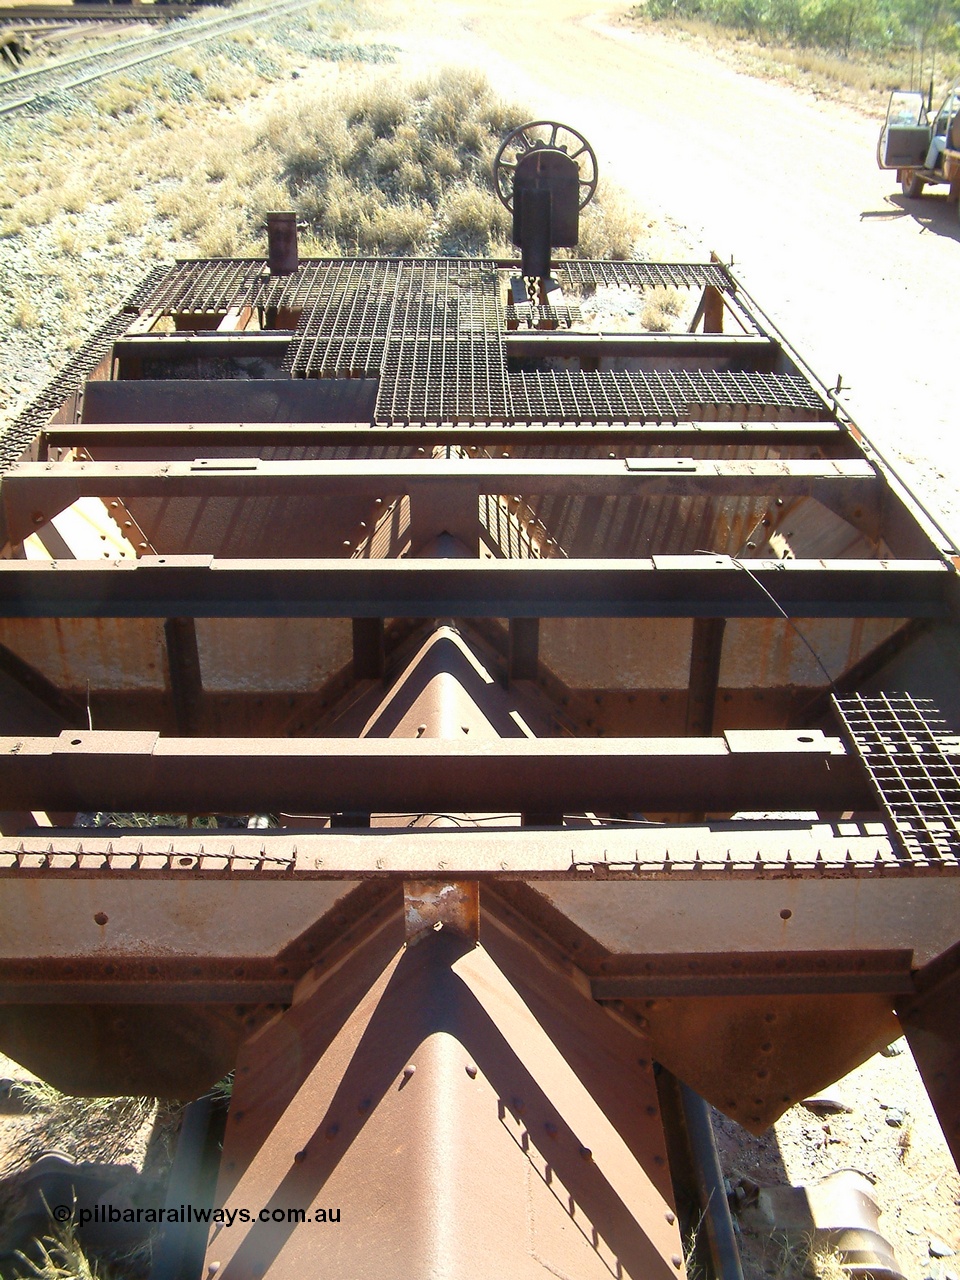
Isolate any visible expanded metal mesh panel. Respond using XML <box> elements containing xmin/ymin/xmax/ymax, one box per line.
<box><xmin>505</xmin><ymin>370</ymin><xmax>824</xmax><ymax>424</ymax></box>
<box><xmin>834</xmin><ymin>694</ymin><xmax>960</xmax><ymax>864</ymax></box>
<box><xmin>558</xmin><ymin>261</ymin><xmax>730</xmax><ymax>292</ymax></box>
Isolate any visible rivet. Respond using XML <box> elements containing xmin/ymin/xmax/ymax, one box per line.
<box><xmin>358</xmin><ymin>1097</ymin><xmax>372</xmax><ymax>1113</ymax></box>
<box><xmin>403</xmin><ymin>1064</ymin><xmax>416</xmax><ymax>1081</ymax></box>
<box><xmin>207</xmin><ymin>1264</ymin><xmax>221</xmax><ymax>1277</ymax></box>
<box><xmin>465</xmin><ymin>1063</ymin><xmax>478</xmax><ymax>1079</ymax></box>
<box><xmin>665</xmin><ymin>1211</ymin><xmax>676</xmax><ymax>1225</ymax></box>
<box><xmin>325</xmin><ymin>1122</ymin><xmax>340</xmax><ymax>1141</ymax></box>
<box><xmin>671</xmin><ymin>1254</ymin><xmax>682</xmax><ymax>1269</ymax></box>
<box><xmin>579</xmin><ymin>1145</ymin><xmax>592</xmax><ymax>1161</ymax></box>
<box><xmin>293</xmin><ymin>1149</ymin><xmax>307</xmax><ymax>1163</ymax></box>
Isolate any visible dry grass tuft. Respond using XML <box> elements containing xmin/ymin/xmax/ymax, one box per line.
<box><xmin>255</xmin><ymin>66</ymin><xmax>527</xmax><ymax>256</ymax></box>
<box><xmin>641</xmin><ymin>284</ymin><xmax>685</xmax><ymax>330</ymax></box>
<box><xmin>256</xmin><ymin>66</ymin><xmax>648</xmax><ymax>260</ymax></box>
<box><xmin>10</xmin><ymin>1220</ymin><xmax>106</xmax><ymax>1280</ymax></box>
<box><xmin>7</xmin><ymin>1081</ymin><xmax>157</xmax><ymax>1172</ymax></box>
<box><xmin>9</xmin><ymin>294</ymin><xmax>39</xmax><ymax>330</ymax></box>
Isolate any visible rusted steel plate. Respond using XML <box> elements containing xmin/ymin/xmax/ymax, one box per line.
<box><xmin>0</xmin><ymin>616</ymin><xmax>353</xmax><ymax>698</ymax></box>
<box><xmin>0</xmin><ymin>729</ymin><xmax>872</xmax><ymax>813</ymax></box>
<box><xmin>538</xmin><ymin>616</ymin><xmax>906</xmax><ymax>692</ymax></box>
<box><xmin>528</xmin><ymin>879</ymin><xmax>960</xmax><ymax>967</ymax></box>
<box><xmin>896</xmin><ymin>941</ymin><xmax>960</xmax><ymax>1169</ymax></box>
<box><xmin>0</xmin><ymin>1001</ymin><xmax>253</xmax><ymax>1098</ymax></box>
<box><xmin>206</xmin><ymin>916</ymin><xmax>682</xmax><ymax>1280</ymax></box>
<box><xmin>0</xmin><ymin>878</ymin><xmax>361</xmax><ymax>961</ymax></box>
<box><xmin>0</xmin><ymin>557</ymin><xmax>948</xmax><ymax>619</ymax></box>
<box><xmin>403</xmin><ymin>880</ymin><xmax>479</xmax><ymax>944</ymax></box>
<box><xmin>633</xmin><ymin>990</ymin><xmax>901</xmax><ymax>1134</ymax></box>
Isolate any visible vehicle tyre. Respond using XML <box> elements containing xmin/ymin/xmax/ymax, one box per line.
<box><xmin>901</xmin><ymin>170</ymin><xmax>925</xmax><ymax>198</ymax></box>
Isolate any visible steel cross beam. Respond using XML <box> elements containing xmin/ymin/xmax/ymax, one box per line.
<box><xmin>42</xmin><ymin>421</ymin><xmax>849</xmax><ymax>449</ymax></box>
<box><xmin>3</xmin><ymin>455</ymin><xmax>880</xmax><ymax>495</ymax></box>
<box><xmin>0</xmin><ymin>950</ymin><xmax>915</xmax><ymax>1005</ymax></box>
<box><xmin>0</xmin><ymin>728</ymin><xmax>873</xmax><ymax>814</ymax></box>
<box><xmin>1</xmin><ymin>457</ymin><xmax>884</xmax><ymax>543</ymax></box>
<box><xmin>0</xmin><ymin>822</ymin><xmax>911</xmax><ymax>878</ymax></box>
<box><xmin>0</xmin><ymin>557</ymin><xmax>947</xmax><ymax>618</ymax></box>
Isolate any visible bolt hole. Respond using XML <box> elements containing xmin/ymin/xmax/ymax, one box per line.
<box><xmin>780</xmin><ymin>908</ymin><xmax>792</xmax><ymax>920</ymax></box>
<box><xmin>94</xmin><ymin>912</ymin><xmax>108</xmax><ymax>926</ymax></box>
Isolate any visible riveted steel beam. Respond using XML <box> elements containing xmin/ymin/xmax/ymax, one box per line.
<box><xmin>42</xmin><ymin>421</ymin><xmax>849</xmax><ymax>450</ymax></box>
<box><xmin>591</xmin><ymin>949</ymin><xmax>914</xmax><ymax>998</ymax></box>
<box><xmin>0</xmin><ymin>557</ymin><xmax>947</xmax><ymax>618</ymax></box>
<box><xmin>0</xmin><ymin>820</ymin><xmax>904</xmax><ymax>879</ymax></box>
<box><xmin>0</xmin><ymin>728</ymin><xmax>873</xmax><ymax>815</ymax></box>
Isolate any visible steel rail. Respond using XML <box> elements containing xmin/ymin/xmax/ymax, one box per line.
<box><xmin>0</xmin><ymin>5</ymin><xmax>216</xmax><ymax>22</ymax></box>
<box><xmin>0</xmin><ymin>0</ymin><xmax>320</xmax><ymax>115</ymax></box>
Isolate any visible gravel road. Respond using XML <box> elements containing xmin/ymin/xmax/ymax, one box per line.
<box><xmin>380</xmin><ymin>0</ymin><xmax>960</xmax><ymax>545</ymax></box>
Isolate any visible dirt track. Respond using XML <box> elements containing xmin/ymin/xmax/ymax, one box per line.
<box><xmin>383</xmin><ymin>0</ymin><xmax>960</xmax><ymax>542</ymax></box>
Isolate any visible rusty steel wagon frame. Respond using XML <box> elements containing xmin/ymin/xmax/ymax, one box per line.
<box><xmin>0</xmin><ymin>247</ymin><xmax>959</xmax><ymax>1279</ymax></box>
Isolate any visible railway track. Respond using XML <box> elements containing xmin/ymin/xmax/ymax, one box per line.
<box><xmin>0</xmin><ymin>0</ymin><xmax>315</xmax><ymax>114</ymax></box>
<box><xmin>0</xmin><ymin>4</ymin><xmax>225</xmax><ymax>21</ymax></box>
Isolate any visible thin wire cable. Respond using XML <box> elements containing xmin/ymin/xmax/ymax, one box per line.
<box><xmin>730</xmin><ymin>555</ymin><xmax>839</xmax><ymax>695</ymax></box>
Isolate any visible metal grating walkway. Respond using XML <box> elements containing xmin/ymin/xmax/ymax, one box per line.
<box><xmin>557</xmin><ymin>261</ymin><xmax>731</xmax><ymax>292</ymax></box>
<box><xmin>834</xmin><ymin>694</ymin><xmax>960</xmax><ymax>863</ymax></box>
<box><xmin>504</xmin><ymin>370</ymin><xmax>823</xmax><ymax>425</ymax></box>
<box><xmin>120</xmin><ymin>258</ymin><xmax>827</xmax><ymax>425</ymax></box>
